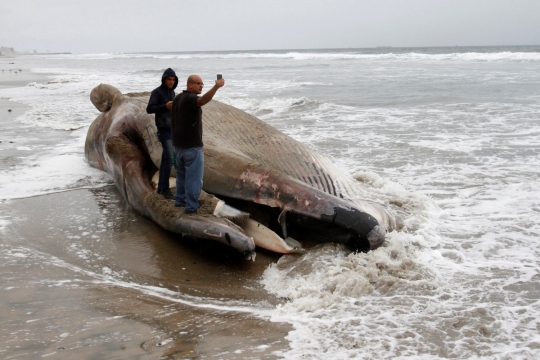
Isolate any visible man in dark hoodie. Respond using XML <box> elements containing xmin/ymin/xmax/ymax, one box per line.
<box><xmin>146</xmin><ymin>68</ymin><xmax>178</xmax><ymax>200</ymax></box>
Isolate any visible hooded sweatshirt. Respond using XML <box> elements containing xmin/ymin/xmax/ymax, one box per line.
<box><xmin>146</xmin><ymin>68</ymin><xmax>178</xmax><ymax>131</ymax></box>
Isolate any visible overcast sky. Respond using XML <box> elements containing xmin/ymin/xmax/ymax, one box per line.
<box><xmin>1</xmin><ymin>0</ymin><xmax>539</xmax><ymax>53</ymax></box>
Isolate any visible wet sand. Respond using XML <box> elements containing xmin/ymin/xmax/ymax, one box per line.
<box><xmin>0</xmin><ymin>66</ymin><xmax>292</xmax><ymax>359</ymax></box>
<box><xmin>0</xmin><ymin>65</ymin><xmax>49</xmax><ymax>90</ymax></box>
<box><xmin>0</xmin><ymin>66</ymin><xmax>32</xmax><ymax>139</ymax></box>
<box><xmin>0</xmin><ymin>62</ymin><xmax>47</xmax><ymax>161</ymax></box>
<box><xmin>1</xmin><ymin>188</ymin><xmax>292</xmax><ymax>359</ymax></box>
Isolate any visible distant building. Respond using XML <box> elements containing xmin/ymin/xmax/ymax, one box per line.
<box><xmin>0</xmin><ymin>47</ymin><xmax>15</xmax><ymax>57</ymax></box>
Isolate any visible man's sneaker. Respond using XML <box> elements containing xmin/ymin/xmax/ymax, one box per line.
<box><xmin>157</xmin><ymin>188</ymin><xmax>174</xmax><ymax>200</ymax></box>
<box><xmin>184</xmin><ymin>209</ymin><xmax>197</xmax><ymax>214</ymax></box>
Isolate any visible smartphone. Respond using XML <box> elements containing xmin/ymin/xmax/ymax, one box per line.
<box><xmin>217</xmin><ymin>74</ymin><xmax>222</xmax><ymax>80</ymax></box>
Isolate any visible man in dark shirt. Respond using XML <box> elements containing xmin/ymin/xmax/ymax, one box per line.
<box><xmin>171</xmin><ymin>74</ymin><xmax>225</xmax><ymax>213</ymax></box>
<box><xmin>146</xmin><ymin>68</ymin><xmax>178</xmax><ymax>200</ymax></box>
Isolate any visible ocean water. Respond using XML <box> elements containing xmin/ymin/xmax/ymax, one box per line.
<box><xmin>1</xmin><ymin>45</ymin><xmax>540</xmax><ymax>358</ymax></box>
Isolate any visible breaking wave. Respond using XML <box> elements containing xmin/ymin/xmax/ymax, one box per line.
<box><xmin>30</xmin><ymin>51</ymin><xmax>540</xmax><ymax>63</ymax></box>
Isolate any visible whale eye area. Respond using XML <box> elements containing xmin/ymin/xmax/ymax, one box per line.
<box><xmin>225</xmin><ymin>233</ymin><xmax>232</xmax><ymax>244</ymax></box>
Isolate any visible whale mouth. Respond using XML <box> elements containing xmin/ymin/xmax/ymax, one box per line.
<box><xmin>214</xmin><ymin>195</ymin><xmax>384</xmax><ymax>252</ymax></box>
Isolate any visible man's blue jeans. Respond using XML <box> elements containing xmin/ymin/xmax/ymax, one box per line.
<box><xmin>157</xmin><ymin>131</ymin><xmax>173</xmax><ymax>192</ymax></box>
<box><xmin>174</xmin><ymin>147</ymin><xmax>204</xmax><ymax>212</ymax></box>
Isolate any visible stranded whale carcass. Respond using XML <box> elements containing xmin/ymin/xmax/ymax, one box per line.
<box><xmin>85</xmin><ymin>84</ymin><xmax>396</xmax><ymax>259</ymax></box>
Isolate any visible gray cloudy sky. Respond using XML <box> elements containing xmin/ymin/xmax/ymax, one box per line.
<box><xmin>1</xmin><ymin>0</ymin><xmax>539</xmax><ymax>53</ymax></box>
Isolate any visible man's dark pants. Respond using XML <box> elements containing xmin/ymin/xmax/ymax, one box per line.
<box><xmin>157</xmin><ymin>131</ymin><xmax>173</xmax><ymax>191</ymax></box>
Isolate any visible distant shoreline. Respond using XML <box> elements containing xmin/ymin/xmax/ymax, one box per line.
<box><xmin>28</xmin><ymin>52</ymin><xmax>72</xmax><ymax>55</ymax></box>
<box><xmin>135</xmin><ymin>44</ymin><xmax>540</xmax><ymax>55</ymax></box>
<box><xmin>0</xmin><ymin>53</ymin><xmax>71</xmax><ymax>58</ymax></box>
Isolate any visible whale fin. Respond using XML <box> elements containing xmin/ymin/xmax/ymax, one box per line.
<box><xmin>242</xmin><ymin>218</ymin><xmax>305</xmax><ymax>254</ymax></box>
<box><xmin>284</xmin><ymin>237</ymin><xmax>306</xmax><ymax>253</ymax></box>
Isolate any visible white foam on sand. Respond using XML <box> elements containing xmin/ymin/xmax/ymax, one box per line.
<box><xmin>255</xmin><ymin>100</ymin><xmax>540</xmax><ymax>358</ymax></box>
<box><xmin>261</xmin><ymin>188</ymin><xmax>540</xmax><ymax>358</ymax></box>
<box><xmin>0</xmin><ymin>217</ymin><xmax>11</xmax><ymax>233</ymax></box>
<box><xmin>0</xmin><ymin>129</ymin><xmax>112</xmax><ymax>200</ymax></box>
<box><xmin>259</xmin><ymin>175</ymin><xmax>444</xmax><ymax>358</ymax></box>
<box><xmin>0</xmin><ymin>66</ymin><xmax>123</xmax><ymax>199</ymax></box>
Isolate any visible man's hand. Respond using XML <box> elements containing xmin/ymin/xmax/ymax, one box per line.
<box><xmin>166</xmin><ymin>101</ymin><xmax>173</xmax><ymax>110</ymax></box>
<box><xmin>215</xmin><ymin>78</ymin><xmax>225</xmax><ymax>88</ymax></box>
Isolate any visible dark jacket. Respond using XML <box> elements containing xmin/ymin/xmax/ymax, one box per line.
<box><xmin>172</xmin><ymin>90</ymin><xmax>203</xmax><ymax>149</ymax></box>
<box><xmin>146</xmin><ymin>68</ymin><xmax>178</xmax><ymax>131</ymax></box>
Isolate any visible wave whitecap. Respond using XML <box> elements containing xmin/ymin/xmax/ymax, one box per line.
<box><xmin>37</xmin><ymin>51</ymin><xmax>540</xmax><ymax>62</ymax></box>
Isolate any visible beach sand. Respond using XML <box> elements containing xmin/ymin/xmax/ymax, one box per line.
<box><xmin>0</xmin><ymin>65</ymin><xmax>49</xmax><ymax>90</ymax></box>
<box><xmin>0</xmin><ymin>67</ymin><xmax>291</xmax><ymax>359</ymax></box>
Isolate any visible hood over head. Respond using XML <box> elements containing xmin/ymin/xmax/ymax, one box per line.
<box><xmin>161</xmin><ymin>68</ymin><xmax>178</xmax><ymax>90</ymax></box>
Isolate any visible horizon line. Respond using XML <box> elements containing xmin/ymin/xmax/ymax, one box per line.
<box><xmin>136</xmin><ymin>44</ymin><xmax>540</xmax><ymax>54</ymax></box>
<box><xmin>5</xmin><ymin>43</ymin><xmax>540</xmax><ymax>56</ymax></box>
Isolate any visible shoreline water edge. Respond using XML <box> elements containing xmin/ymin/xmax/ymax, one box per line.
<box><xmin>1</xmin><ymin>46</ymin><xmax>540</xmax><ymax>359</ymax></box>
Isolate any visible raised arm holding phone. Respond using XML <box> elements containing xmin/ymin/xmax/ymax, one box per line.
<box><xmin>171</xmin><ymin>74</ymin><xmax>225</xmax><ymax>213</ymax></box>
